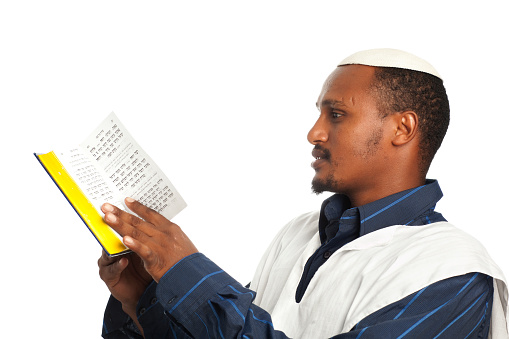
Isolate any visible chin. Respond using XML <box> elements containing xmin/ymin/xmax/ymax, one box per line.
<box><xmin>312</xmin><ymin>177</ymin><xmax>334</xmax><ymax>195</ymax></box>
<box><xmin>312</xmin><ymin>171</ymin><xmax>346</xmax><ymax>195</ymax></box>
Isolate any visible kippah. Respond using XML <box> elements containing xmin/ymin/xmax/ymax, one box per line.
<box><xmin>338</xmin><ymin>48</ymin><xmax>441</xmax><ymax>79</ymax></box>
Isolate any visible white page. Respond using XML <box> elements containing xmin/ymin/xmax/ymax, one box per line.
<box><xmin>54</xmin><ymin>147</ymin><xmax>123</xmax><ymax>213</ymax></box>
<box><xmin>79</xmin><ymin>112</ymin><xmax>186</xmax><ymax>220</ymax></box>
<box><xmin>54</xmin><ymin>147</ymin><xmax>125</xmax><ymax>243</ymax></box>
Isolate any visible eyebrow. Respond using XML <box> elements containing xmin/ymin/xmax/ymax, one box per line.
<box><xmin>315</xmin><ymin>99</ymin><xmax>347</xmax><ymax>109</ymax></box>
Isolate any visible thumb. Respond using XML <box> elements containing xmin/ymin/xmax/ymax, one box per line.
<box><xmin>105</xmin><ymin>257</ymin><xmax>129</xmax><ymax>283</ymax></box>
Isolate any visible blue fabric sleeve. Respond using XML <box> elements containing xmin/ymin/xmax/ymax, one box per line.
<box><xmin>335</xmin><ymin>272</ymin><xmax>493</xmax><ymax>339</ymax></box>
<box><xmin>154</xmin><ymin>253</ymin><xmax>288</xmax><ymax>338</ymax></box>
<box><xmin>102</xmin><ymin>281</ymin><xmax>194</xmax><ymax>338</ymax></box>
<box><xmin>102</xmin><ymin>294</ymin><xmax>144</xmax><ymax>339</ymax></box>
<box><xmin>104</xmin><ymin>253</ymin><xmax>493</xmax><ymax>338</ymax></box>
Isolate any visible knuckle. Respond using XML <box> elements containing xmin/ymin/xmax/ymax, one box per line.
<box><xmin>163</xmin><ymin>222</ymin><xmax>179</xmax><ymax>235</ymax></box>
<box><xmin>98</xmin><ymin>253</ymin><xmax>111</xmax><ymax>267</ymax></box>
<box><xmin>130</xmin><ymin>228</ymin><xmax>142</xmax><ymax>239</ymax></box>
<box><xmin>129</xmin><ymin>214</ymin><xmax>142</xmax><ymax>227</ymax></box>
<box><xmin>145</xmin><ymin>248</ymin><xmax>154</xmax><ymax>261</ymax></box>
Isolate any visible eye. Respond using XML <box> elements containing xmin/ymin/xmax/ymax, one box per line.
<box><xmin>331</xmin><ymin>111</ymin><xmax>344</xmax><ymax>119</ymax></box>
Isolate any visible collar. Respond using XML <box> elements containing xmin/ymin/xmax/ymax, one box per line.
<box><xmin>318</xmin><ymin>180</ymin><xmax>444</xmax><ymax>244</ymax></box>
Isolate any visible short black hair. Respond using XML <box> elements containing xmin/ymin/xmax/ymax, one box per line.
<box><xmin>369</xmin><ymin>67</ymin><xmax>450</xmax><ymax>175</ymax></box>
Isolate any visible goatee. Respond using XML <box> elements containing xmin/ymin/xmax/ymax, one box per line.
<box><xmin>311</xmin><ymin>146</ymin><xmax>337</xmax><ymax>194</ymax></box>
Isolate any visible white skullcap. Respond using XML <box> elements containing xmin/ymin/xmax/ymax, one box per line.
<box><xmin>338</xmin><ymin>48</ymin><xmax>441</xmax><ymax>79</ymax></box>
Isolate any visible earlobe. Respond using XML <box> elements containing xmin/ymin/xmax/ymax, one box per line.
<box><xmin>392</xmin><ymin>111</ymin><xmax>418</xmax><ymax>146</ymax></box>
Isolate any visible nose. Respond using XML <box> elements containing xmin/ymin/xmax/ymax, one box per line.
<box><xmin>307</xmin><ymin>115</ymin><xmax>328</xmax><ymax>145</ymax></box>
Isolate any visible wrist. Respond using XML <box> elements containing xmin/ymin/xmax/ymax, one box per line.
<box><xmin>121</xmin><ymin>303</ymin><xmax>138</xmax><ymax>319</ymax></box>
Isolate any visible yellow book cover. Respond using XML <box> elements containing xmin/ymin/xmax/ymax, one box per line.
<box><xmin>35</xmin><ymin>112</ymin><xmax>187</xmax><ymax>256</ymax></box>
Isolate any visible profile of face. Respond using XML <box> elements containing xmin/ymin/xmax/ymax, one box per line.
<box><xmin>308</xmin><ymin>65</ymin><xmax>394</xmax><ymax>200</ymax></box>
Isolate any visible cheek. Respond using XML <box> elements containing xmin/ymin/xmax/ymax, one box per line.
<box><xmin>329</xmin><ymin>138</ymin><xmax>382</xmax><ymax>167</ymax></box>
<box><xmin>359</xmin><ymin>128</ymin><xmax>384</xmax><ymax>158</ymax></box>
<box><xmin>328</xmin><ymin>128</ymin><xmax>363</xmax><ymax>157</ymax></box>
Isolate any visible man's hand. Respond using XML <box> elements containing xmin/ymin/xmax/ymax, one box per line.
<box><xmin>101</xmin><ymin>197</ymin><xmax>198</xmax><ymax>283</ymax></box>
<box><xmin>98</xmin><ymin>251</ymin><xmax>152</xmax><ymax>314</ymax></box>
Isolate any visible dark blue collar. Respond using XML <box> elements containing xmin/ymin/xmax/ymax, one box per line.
<box><xmin>318</xmin><ymin>180</ymin><xmax>445</xmax><ymax>244</ymax></box>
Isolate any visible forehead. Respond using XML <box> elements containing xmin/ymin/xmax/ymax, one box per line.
<box><xmin>317</xmin><ymin>65</ymin><xmax>376</xmax><ymax>108</ymax></box>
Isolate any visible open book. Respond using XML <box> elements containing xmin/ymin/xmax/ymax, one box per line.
<box><xmin>35</xmin><ymin>112</ymin><xmax>186</xmax><ymax>256</ymax></box>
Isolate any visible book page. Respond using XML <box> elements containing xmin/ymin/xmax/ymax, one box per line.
<box><xmin>54</xmin><ymin>148</ymin><xmax>123</xmax><ymax>213</ymax></box>
<box><xmin>79</xmin><ymin>112</ymin><xmax>186</xmax><ymax>220</ymax></box>
<box><xmin>44</xmin><ymin>148</ymin><xmax>126</xmax><ymax>247</ymax></box>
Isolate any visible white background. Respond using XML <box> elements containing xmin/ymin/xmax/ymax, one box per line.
<box><xmin>1</xmin><ymin>1</ymin><xmax>508</xmax><ymax>337</ymax></box>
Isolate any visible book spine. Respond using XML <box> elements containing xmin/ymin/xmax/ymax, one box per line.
<box><xmin>35</xmin><ymin>152</ymin><xmax>129</xmax><ymax>256</ymax></box>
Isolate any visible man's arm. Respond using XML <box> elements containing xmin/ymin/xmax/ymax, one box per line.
<box><xmin>126</xmin><ymin>253</ymin><xmax>492</xmax><ymax>338</ymax></box>
<box><xmin>100</xmin><ymin>198</ymin><xmax>288</xmax><ymax>338</ymax></box>
<box><xmin>144</xmin><ymin>253</ymin><xmax>493</xmax><ymax>338</ymax></box>
<box><xmin>146</xmin><ymin>252</ymin><xmax>288</xmax><ymax>338</ymax></box>
<box><xmin>101</xmin><ymin>198</ymin><xmax>494</xmax><ymax>338</ymax></box>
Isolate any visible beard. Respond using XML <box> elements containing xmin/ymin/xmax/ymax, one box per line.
<box><xmin>310</xmin><ymin>145</ymin><xmax>340</xmax><ymax>195</ymax></box>
<box><xmin>312</xmin><ymin>174</ymin><xmax>341</xmax><ymax>195</ymax></box>
<box><xmin>310</xmin><ymin>128</ymin><xmax>382</xmax><ymax>195</ymax></box>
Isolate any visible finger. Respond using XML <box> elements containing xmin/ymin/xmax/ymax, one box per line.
<box><xmin>98</xmin><ymin>250</ymin><xmax>125</xmax><ymax>267</ymax></box>
<box><xmin>123</xmin><ymin>236</ymin><xmax>165</xmax><ymax>282</ymax></box>
<box><xmin>103</xmin><ymin>210</ymin><xmax>151</xmax><ymax>245</ymax></box>
<box><xmin>103</xmin><ymin>203</ymin><xmax>157</xmax><ymax>236</ymax></box>
<box><xmin>123</xmin><ymin>236</ymin><xmax>150</xmax><ymax>261</ymax></box>
<box><xmin>99</xmin><ymin>256</ymin><xmax>128</xmax><ymax>283</ymax></box>
<box><xmin>98</xmin><ymin>250</ymin><xmax>113</xmax><ymax>266</ymax></box>
<box><xmin>124</xmin><ymin>197</ymin><xmax>169</xmax><ymax>226</ymax></box>
<box><xmin>101</xmin><ymin>202</ymin><xmax>121</xmax><ymax>216</ymax></box>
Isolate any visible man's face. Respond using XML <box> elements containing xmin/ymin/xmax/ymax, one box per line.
<box><xmin>309</xmin><ymin>65</ymin><xmax>392</xmax><ymax>201</ymax></box>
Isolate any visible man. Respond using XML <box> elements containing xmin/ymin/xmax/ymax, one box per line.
<box><xmin>99</xmin><ymin>49</ymin><xmax>508</xmax><ymax>338</ymax></box>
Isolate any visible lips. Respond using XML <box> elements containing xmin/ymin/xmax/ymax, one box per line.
<box><xmin>312</xmin><ymin>148</ymin><xmax>327</xmax><ymax>160</ymax></box>
<box><xmin>311</xmin><ymin>146</ymin><xmax>330</xmax><ymax>169</ymax></box>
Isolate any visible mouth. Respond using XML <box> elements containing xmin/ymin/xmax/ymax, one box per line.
<box><xmin>311</xmin><ymin>147</ymin><xmax>330</xmax><ymax>169</ymax></box>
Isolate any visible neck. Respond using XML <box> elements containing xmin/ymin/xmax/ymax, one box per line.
<box><xmin>347</xmin><ymin>175</ymin><xmax>426</xmax><ymax>208</ymax></box>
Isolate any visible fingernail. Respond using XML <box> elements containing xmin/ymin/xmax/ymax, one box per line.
<box><xmin>106</xmin><ymin>214</ymin><xmax>117</xmax><ymax>223</ymax></box>
<box><xmin>103</xmin><ymin>203</ymin><xmax>114</xmax><ymax>212</ymax></box>
<box><xmin>125</xmin><ymin>197</ymin><xmax>135</xmax><ymax>203</ymax></box>
<box><xmin>123</xmin><ymin>236</ymin><xmax>134</xmax><ymax>246</ymax></box>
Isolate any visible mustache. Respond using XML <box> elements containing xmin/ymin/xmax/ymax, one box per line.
<box><xmin>313</xmin><ymin>145</ymin><xmax>331</xmax><ymax>160</ymax></box>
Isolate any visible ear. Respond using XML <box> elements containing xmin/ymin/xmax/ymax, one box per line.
<box><xmin>392</xmin><ymin>111</ymin><xmax>418</xmax><ymax>146</ymax></box>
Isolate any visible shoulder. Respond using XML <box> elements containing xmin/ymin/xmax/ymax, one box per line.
<box><xmin>392</xmin><ymin>222</ymin><xmax>491</xmax><ymax>259</ymax></box>
<box><xmin>384</xmin><ymin>222</ymin><xmax>506</xmax><ymax>285</ymax></box>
